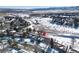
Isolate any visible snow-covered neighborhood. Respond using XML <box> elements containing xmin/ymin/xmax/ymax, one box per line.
<box><xmin>0</xmin><ymin>6</ymin><xmax>79</xmax><ymax>53</ymax></box>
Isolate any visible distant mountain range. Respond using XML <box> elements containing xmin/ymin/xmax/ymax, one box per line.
<box><xmin>31</xmin><ymin>6</ymin><xmax>79</xmax><ymax>11</ymax></box>
<box><xmin>0</xmin><ymin>6</ymin><xmax>79</xmax><ymax>13</ymax></box>
<box><xmin>0</xmin><ymin>8</ymin><xmax>31</xmax><ymax>13</ymax></box>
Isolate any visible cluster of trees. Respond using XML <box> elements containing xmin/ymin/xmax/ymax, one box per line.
<box><xmin>51</xmin><ymin>17</ymin><xmax>79</xmax><ymax>28</ymax></box>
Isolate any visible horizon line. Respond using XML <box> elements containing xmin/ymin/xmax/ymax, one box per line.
<box><xmin>0</xmin><ymin>6</ymin><xmax>78</xmax><ymax>9</ymax></box>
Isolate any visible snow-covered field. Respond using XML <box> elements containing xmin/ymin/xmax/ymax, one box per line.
<box><xmin>29</xmin><ymin>17</ymin><xmax>79</xmax><ymax>50</ymax></box>
<box><xmin>30</xmin><ymin>17</ymin><xmax>79</xmax><ymax>34</ymax></box>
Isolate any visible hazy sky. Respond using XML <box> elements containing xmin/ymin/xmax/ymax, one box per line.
<box><xmin>0</xmin><ymin>6</ymin><xmax>77</xmax><ymax>9</ymax></box>
<box><xmin>0</xmin><ymin>6</ymin><xmax>51</xmax><ymax>9</ymax></box>
<box><xmin>0</xmin><ymin>0</ymin><xmax>79</xmax><ymax>8</ymax></box>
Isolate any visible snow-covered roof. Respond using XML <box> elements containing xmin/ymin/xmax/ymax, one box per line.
<box><xmin>39</xmin><ymin>43</ymin><xmax>47</xmax><ymax>48</ymax></box>
<box><xmin>11</xmin><ymin>49</ymin><xmax>18</xmax><ymax>53</ymax></box>
<box><xmin>24</xmin><ymin>38</ymin><xmax>31</xmax><ymax>43</ymax></box>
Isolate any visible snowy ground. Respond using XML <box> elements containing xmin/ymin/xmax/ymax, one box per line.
<box><xmin>29</xmin><ymin>17</ymin><xmax>79</xmax><ymax>52</ymax></box>
<box><xmin>4</xmin><ymin>13</ymin><xmax>79</xmax><ymax>52</ymax></box>
<box><xmin>30</xmin><ymin>17</ymin><xmax>79</xmax><ymax>34</ymax></box>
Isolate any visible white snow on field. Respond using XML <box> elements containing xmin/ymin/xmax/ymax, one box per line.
<box><xmin>30</xmin><ymin>17</ymin><xmax>79</xmax><ymax>47</ymax></box>
<box><xmin>30</xmin><ymin>17</ymin><xmax>79</xmax><ymax>34</ymax></box>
